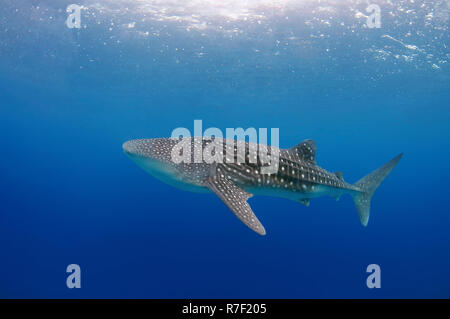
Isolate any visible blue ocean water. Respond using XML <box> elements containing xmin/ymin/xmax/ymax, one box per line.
<box><xmin>1</xmin><ymin>0</ymin><xmax>449</xmax><ymax>298</ymax></box>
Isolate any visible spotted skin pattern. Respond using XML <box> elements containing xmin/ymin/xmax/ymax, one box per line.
<box><xmin>123</xmin><ymin>137</ymin><xmax>402</xmax><ymax>235</ymax></box>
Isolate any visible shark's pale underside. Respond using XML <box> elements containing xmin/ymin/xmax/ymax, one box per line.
<box><xmin>123</xmin><ymin>137</ymin><xmax>402</xmax><ymax>235</ymax></box>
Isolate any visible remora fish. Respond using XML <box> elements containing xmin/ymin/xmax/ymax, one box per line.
<box><xmin>123</xmin><ymin>137</ymin><xmax>402</xmax><ymax>235</ymax></box>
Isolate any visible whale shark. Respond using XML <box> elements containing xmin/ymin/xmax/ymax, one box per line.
<box><xmin>123</xmin><ymin>137</ymin><xmax>402</xmax><ymax>235</ymax></box>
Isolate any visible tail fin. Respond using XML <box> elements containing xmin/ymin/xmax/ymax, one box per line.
<box><xmin>352</xmin><ymin>153</ymin><xmax>403</xmax><ymax>226</ymax></box>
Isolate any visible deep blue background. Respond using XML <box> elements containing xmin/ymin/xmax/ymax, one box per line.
<box><xmin>1</xmin><ymin>1</ymin><xmax>449</xmax><ymax>298</ymax></box>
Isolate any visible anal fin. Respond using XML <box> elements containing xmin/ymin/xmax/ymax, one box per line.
<box><xmin>299</xmin><ymin>198</ymin><xmax>310</xmax><ymax>207</ymax></box>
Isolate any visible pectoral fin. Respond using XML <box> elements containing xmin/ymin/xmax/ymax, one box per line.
<box><xmin>205</xmin><ymin>176</ymin><xmax>266</xmax><ymax>235</ymax></box>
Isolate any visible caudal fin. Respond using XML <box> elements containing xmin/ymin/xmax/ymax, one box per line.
<box><xmin>352</xmin><ymin>153</ymin><xmax>403</xmax><ymax>226</ymax></box>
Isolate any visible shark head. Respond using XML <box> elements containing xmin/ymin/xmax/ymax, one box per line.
<box><xmin>123</xmin><ymin>138</ymin><xmax>179</xmax><ymax>182</ymax></box>
<box><xmin>123</xmin><ymin>138</ymin><xmax>210</xmax><ymax>192</ymax></box>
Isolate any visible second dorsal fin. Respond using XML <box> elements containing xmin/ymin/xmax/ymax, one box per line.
<box><xmin>334</xmin><ymin>171</ymin><xmax>344</xmax><ymax>181</ymax></box>
<box><xmin>289</xmin><ymin>139</ymin><xmax>316</xmax><ymax>164</ymax></box>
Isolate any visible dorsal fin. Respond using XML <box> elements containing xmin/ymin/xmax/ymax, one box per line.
<box><xmin>289</xmin><ymin>139</ymin><xmax>316</xmax><ymax>164</ymax></box>
<box><xmin>334</xmin><ymin>171</ymin><xmax>344</xmax><ymax>181</ymax></box>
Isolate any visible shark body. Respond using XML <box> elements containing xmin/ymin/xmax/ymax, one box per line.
<box><xmin>123</xmin><ymin>137</ymin><xmax>402</xmax><ymax>235</ymax></box>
